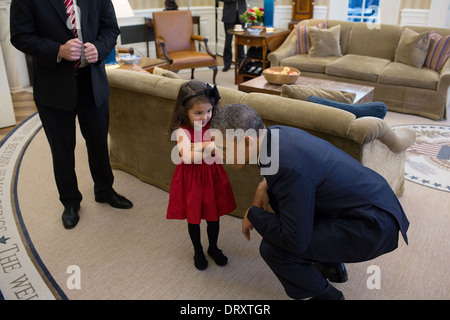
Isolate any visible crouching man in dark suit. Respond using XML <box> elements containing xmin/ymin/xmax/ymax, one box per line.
<box><xmin>10</xmin><ymin>0</ymin><xmax>133</xmax><ymax>230</ymax></box>
<box><xmin>210</xmin><ymin>104</ymin><xmax>409</xmax><ymax>300</ymax></box>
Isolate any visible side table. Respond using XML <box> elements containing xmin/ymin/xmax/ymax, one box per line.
<box><xmin>228</xmin><ymin>28</ymin><xmax>290</xmax><ymax>85</ymax></box>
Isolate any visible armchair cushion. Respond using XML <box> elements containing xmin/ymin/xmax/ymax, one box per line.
<box><xmin>307</xmin><ymin>96</ymin><xmax>388</xmax><ymax>119</ymax></box>
<box><xmin>168</xmin><ymin>51</ymin><xmax>217</xmax><ymax>70</ymax></box>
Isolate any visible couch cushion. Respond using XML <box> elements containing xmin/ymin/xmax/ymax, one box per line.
<box><xmin>395</xmin><ymin>28</ymin><xmax>430</xmax><ymax>68</ymax></box>
<box><xmin>296</xmin><ymin>22</ymin><xmax>327</xmax><ymax>54</ymax></box>
<box><xmin>281</xmin><ymin>84</ymin><xmax>356</xmax><ymax>103</ymax></box>
<box><xmin>326</xmin><ymin>54</ymin><xmax>391</xmax><ymax>82</ymax></box>
<box><xmin>378</xmin><ymin>62</ymin><xmax>439</xmax><ymax>90</ymax></box>
<box><xmin>152</xmin><ymin>66</ymin><xmax>181</xmax><ymax>79</ymax></box>
<box><xmin>299</xmin><ymin>19</ymin><xmax>354</xmax><ymax>55</ymax></box>
<box><xmin>309</xmin><ymin>25</ymin><xmax>342</xmax><ymax>57</ymax></box>
<box><xmin>424</xmin><ymin>31</ymin><xmax>450</xmax><ymax>71</ymax></box>
<box><xmin>346</xmin><ymin>23</ymin><xmax>402</xmax><ymax>61</ymax></box>
<box><xmin>280</xmin><ymin>55</ymin><xmax>340</xmax><ymax>73</ymax></box>
<box><xmin>307</xmin><ymin>96</ymin><xmax>388</xmax><ymax>119</ymax></box>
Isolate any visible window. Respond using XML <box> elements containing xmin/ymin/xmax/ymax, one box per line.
<box><xmin>347</xmin><ymin>0</ymin><xmax>380</xmax><ymax>23</ymax></box>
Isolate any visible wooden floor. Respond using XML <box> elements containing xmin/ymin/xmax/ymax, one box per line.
<box><xmin>0</xmin><ymin>92</ymin><xmax>37</xmax><ymax>141</ymax></box>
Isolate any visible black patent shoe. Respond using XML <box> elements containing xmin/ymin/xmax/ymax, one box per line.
<box><xmin>208</xmin><ymin>248</ymin><xmax>228</xmax><ymax>266</ymax></box>
<box><xmin>62</xmin><ymin>206</ymin><xmax>80</xmax><ymax>229</ymax></box>
<box><xmin>194</xmin><ymin>252</ymin><xmax>208</xmax><ymax>270</ymax></box>
<box><xmin>313</xmin><ymin>262</ymin><xmax>348</xmax><ymax>283</ymax></box>
<box><xmin>95</xmin><ymin>192</ymin><xmax>133</xmax><ymax>209</ymax></box>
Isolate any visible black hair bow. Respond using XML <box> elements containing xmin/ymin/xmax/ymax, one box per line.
<box><xmin>182</xmin><ymin>83</ymin><xmax>221</xmax><ymax>105</ymax></box>
<box><xmin>206</xmin><ymin>84</ymin><xmax>221</xmax><ymax>102</ymax></box>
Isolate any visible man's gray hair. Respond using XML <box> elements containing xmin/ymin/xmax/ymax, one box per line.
<box><xmin>210</xmin><ymin>103</ymin><xmax>265</xmax><ymax>135</ymax></box>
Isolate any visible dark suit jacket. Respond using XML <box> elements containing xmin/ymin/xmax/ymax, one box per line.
<box><xmin>248</xmin><ymin>126</ymin><xmax>410</xmax><ymax>262</ymax></box>
<box><xmin>220</xmin><ymin>0</ymin><xmax>247</xmax><ymax>23</ymax></box>
<box><xmin>10</xmin><ymin>0</ymin><xmax>120</xmax><ymax>111</ymax></box>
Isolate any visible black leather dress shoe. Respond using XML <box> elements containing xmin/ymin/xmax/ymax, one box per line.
<box><xmin>313</xmin><ymin>262</ymin><xmax>348</xmax><ymax>283</ymax></box>
<box><xmin>95</xmin><ymin>192</ymin><xmax>133</xmax><ymax>209</ymax></box>
<box><xmin>222</xmin><ymin>65</ymin><xmax>231</xmax><ymax>72</ymax></box>
<box><xmin>62</xmin><ymin>206</ymin><xmax>80</xmax><ymax>229</ymax></box>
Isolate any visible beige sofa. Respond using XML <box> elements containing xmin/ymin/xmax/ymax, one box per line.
<box><xmin>106</xmin><ymin>68</ymin><xmax>415</xmax><ymax>218</ymax></box>
<box><xmin>268</xmin><ymin>19</ymin><xmax>450</xmax><ymax>120</ymax></box>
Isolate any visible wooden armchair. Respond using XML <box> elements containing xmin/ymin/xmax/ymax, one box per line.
<box><xmin>152</xmin><ymin>10</ymin><xmax>218</xmax><ymax>84</ymax></box>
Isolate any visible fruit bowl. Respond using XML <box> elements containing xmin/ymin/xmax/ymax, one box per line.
<box><xmin>262</xmin><ymin>66</ymin><xmax>300</xmax><ymax>85</ymax></box>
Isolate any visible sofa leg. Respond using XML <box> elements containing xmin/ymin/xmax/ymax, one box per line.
<box><xmin>191</xmin><ymin>68</ymin><xmax>195</xmax><ymax>79</ymax></box>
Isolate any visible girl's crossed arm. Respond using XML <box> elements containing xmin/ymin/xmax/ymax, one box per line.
<box><xmin>175</xmin><ymin>128</ymin><xmax>215</xmax><ymax>163</ymax></box>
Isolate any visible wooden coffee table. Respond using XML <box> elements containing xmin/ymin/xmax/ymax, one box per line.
<box><xmin>238</xmin><ymin>75</ymin><xmax>375</xmax><ymax>104</ymax></box>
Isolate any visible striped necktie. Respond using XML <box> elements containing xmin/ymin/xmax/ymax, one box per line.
<box><xmin>64</xmin><ymin>0</ymin><xmax>81</xmax><ymax>70</ymax></box>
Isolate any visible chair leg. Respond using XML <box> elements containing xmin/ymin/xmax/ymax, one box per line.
<box><xmin>191</xmin><ymin>68</ymin><xmax>195</xmax><ymax>79</ymax></box>
<box><xmin>211</xmin><ymin>66</ymin><xmax>218</xmax><ymax>84</ymax></box>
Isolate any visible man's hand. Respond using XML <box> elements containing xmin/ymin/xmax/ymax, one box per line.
<box><xmin>83</xmin><ymin>42</ymin><xmax>98</xmax><ymax>64</ymax></box>
<box><xmin>242</xmin><ymin>207</ymin><xmax>253</xmax><ymax>241</ymax></box>
<box><xmin>58</xmin><ymin>38</ymin><xmax>82</xmax><ymax>61</ymax></box>
<box><xmin>253</xmin><ymin>179</ymin><xmax>269</xmax><ymax>210</ymax></box>
<box><xmin>242</xmin><ymin>179</ymin><xmax>269</xmax><ymax>241</ymax></box>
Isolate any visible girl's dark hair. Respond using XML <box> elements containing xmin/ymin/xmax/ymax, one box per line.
<box><xmin>167</xmin><ymin>80</ymin><xmax>221</xmax><ymax>139</ymax></box>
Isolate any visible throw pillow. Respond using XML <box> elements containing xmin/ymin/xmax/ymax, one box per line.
<box><xmin>308</xmin><ymin>25</ymin><xmax>342</xmax><ymax>58</ymax></box>
<box><xmin>281</xmin><ymin>84</ymin><xmax>356</xmax><ymax>104</ymax></box>
<box><xmin>152</xmin><ymin>66</ymin><xmax>181</xmax><ymax>79</ymax></box>
<box><xmin>296</xmin><ymin>22</ymin><xmax>327</xmax><ymax>54</ymax></box>
<box><xmin>395</xmin><ymin>28</ymin><xmax>430</xmax><ymax>68</ymax></box>
<box><xmin>424</xmin><ymin>31</ymin><xmax>450</xmax><ymax>71</ymax></box>
<box><xmin>307</xmin><ymin>95</ymin><xmax>388</xmax><ymax>119</ymax></box>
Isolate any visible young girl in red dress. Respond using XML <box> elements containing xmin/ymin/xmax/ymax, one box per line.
<box><xmin>167</xmin><ymin>80</ymin><xmax>236</xmax><ymax>270</ymax></box>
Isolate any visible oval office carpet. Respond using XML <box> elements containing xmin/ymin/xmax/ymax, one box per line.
<box><xmin>1</xmin><ymin>70</ymin><xmax>449</xmax><ymax>300</ymax></box>
<box><xmin>393</xmin><ymin>124</ymin><xmax>450</xmax><ymax>193</ymax></box>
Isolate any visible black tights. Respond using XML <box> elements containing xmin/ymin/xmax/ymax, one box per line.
<box><xmin>188</xmin><ymin>220</ymin><xmax>220</xmax><ymax>254</ymax></box>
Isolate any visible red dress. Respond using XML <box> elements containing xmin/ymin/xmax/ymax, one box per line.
<box><xmin>166</xmin><ymin>123</ymin><xmax>236</xmax><ymax>224</ymax></box>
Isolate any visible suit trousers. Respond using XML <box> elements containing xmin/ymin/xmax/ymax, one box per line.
<box><xmin>37</xmin><ymin>66</ymin><xmax>114</xmax><ymax>208</ymax></box>
<box><xmin>258</xmin><ymin>208</ymin><xmax>400</xmax><ymax>299</ymax></box>
<box><xmin>259</xmin><ymin>239</ymin><xmax>329</xmax><ymax>299</ymax></box>
<box><xmin>223</xmin><ymin>12</ymin><xmax>245</xmax><ymax>68</ymax></box>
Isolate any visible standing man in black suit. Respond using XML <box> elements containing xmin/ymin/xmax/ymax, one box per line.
<box><xmin>219</xmin><ymin>0</ymin><xmax>247</xmax><ymax>72</ymax></box>
<box><xmin>10</xmin><ymin>0</ymin><xmax>133</xmax><ymax>230</ymax></box>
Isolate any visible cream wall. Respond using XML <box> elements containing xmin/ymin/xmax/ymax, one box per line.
<box><xmin>129</xmin><ymin>0</ymin><xmax>213</xmax><ymax>10</ymax></box>
<box><xmin>128</xmin><ymin>0</ymin><xmax>434</xmax><ymax>12</ymax></box>
<box><xmin>2</xmin><ymin>0</ymin><xmax>448</xmax><ymax>95</ymax></box>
